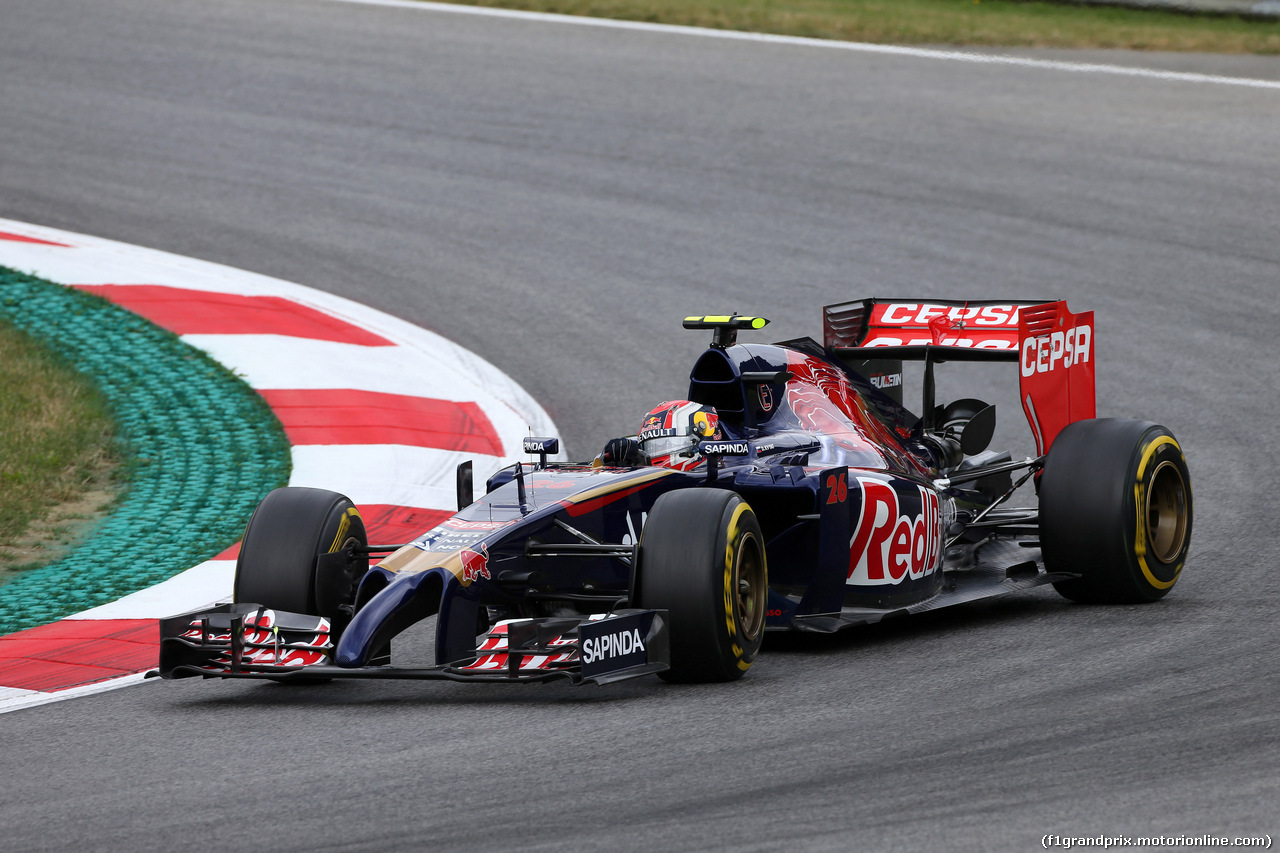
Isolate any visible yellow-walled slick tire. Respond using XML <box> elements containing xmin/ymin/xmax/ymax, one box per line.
<box><xmin>637</xmin><ymin>489</ymin><xmax>767</xmax><ymax>683</ymax></box>
<box><xmin>1040</xmin><ymin>419</ymin><xmax>1192</xmax><ymax>604</ymax></box>
<box><xmin>234</xmin><ymin>486</ymin><xmax>368</xmax><ymax>618</ymax></box>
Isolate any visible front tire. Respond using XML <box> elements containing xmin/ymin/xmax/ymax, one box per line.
<box><xmin>1040</xmin><ymin>419</ymin><xmax>1192</xmax><ymax>604</ymax></box>
<box><xmin>636</xmin><ymin>489</ymin><xmax>767</xmax><ymax>683</ymax></box>
<box><xmin>234</xmin><ymin>487</ymin><xmax>369</xmax><ymax>619</ymax></box>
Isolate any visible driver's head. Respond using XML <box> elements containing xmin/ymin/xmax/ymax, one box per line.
<box><xmin>637</xmin><ymin>401</ymin><xmax>721</xmax><ymax>470</ymax></box>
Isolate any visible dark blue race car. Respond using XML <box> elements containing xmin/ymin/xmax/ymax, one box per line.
<box><xmin>156</xmin><ymin>300</ymin><xmax>1193</xmax><ymax>686</ymax></box>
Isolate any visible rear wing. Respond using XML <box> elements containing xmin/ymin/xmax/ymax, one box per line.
<box><xmin>825</xmin><ymin>298</ymin><xmax>1041</xmax><ymax>358</ymax></box>
<box><xmin>823</xmin><ymin>299</ymin><xmax>1094</xmax><ymax>454</ymax></box>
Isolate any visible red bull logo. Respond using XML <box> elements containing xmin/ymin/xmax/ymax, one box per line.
<box><xmin>847</xmin><ymin>478</ymin><xmax>942</xmax><ymax>585</ymax></box>
<box><xmin>460</xmin><ymin>543</ymin><xmax>491</xmax><ymax>583</ymax></box>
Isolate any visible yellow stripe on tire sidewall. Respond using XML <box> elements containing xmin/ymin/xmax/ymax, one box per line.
<box><xmin>1134</xmin><ymin>435</ymin><xmax>1183</xmax><ymax>590</ymax></box>
<box><xmin>329</xmin><ymin>506</ymin><xmax>361</xmax><ymax>554</ymax></box>
<box><xmin>723</xmin><ymin>502</ymin><xmax>750</xmax><ymax>660</ymax></box>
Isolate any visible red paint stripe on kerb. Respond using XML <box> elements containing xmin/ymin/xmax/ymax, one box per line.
<box><xmin>0</xmin><ymin>620</ymin><xmax>155</xmax><ymax>691</ymax></box>
<box><xmin>0</xmin><ymin>231</ymin><xmax>72</xmax><ymax>247</ymax></box>
<box><xmin>74</xmin><ymin>285</ymin><xmax>394</xmax><ymax>346</ymax></box>
<box><xmin>211</xmin><ymin>504</ymin><xmax>446</xmax><ymax>568</ymax></box>
<box><xmin>259</xmin><ymin>389</ymin><xmax>503</xmax><ymax>455</ymax></box>
<box><xmin>360</xmin><ymin>505</ymin><xmax>452</xmax><ymax>546</ymax></box>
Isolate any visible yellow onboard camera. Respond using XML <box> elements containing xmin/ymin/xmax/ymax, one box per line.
<box><xmin>682</xmin><ymin>314</ymin><xmax>770</xmax><ymax>348</ymax></box>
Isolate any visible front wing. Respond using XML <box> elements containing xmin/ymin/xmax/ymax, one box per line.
<box><xmin>153</xmin><ymin>604</ymin><xmax>669</xmax><ymax>685</ymax></box>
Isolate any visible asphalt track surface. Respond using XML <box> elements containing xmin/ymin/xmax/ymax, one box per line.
<box><xmin>2</xmin><ymin>1</ymin><xmax>1279</xmax><ymax>850</ymax></box>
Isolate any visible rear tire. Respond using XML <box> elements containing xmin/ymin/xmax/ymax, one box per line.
<box><xmin>235</xmin><ymin>487</ymin><xmax>368</xmax><ymax>618</ymax></box>
<box><xmin>1040</xmin><ymin>419</ymin><xmax>1192</xmax><ymax>604</ymax></box>
<box><xmin>637</xmin><ymin>489</ymin><xmax>767</xmax><ymax>683</ymax></box>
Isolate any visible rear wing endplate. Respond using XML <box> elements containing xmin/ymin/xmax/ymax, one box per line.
<box><xmin>1016</xmin><ymin>301</ymin><xmax>1095</xmax><ymax>455</ymax></box>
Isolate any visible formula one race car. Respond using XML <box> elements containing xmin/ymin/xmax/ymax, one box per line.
<box><xmin>157</xmin><ymin>299</ymin><xmax>1193</xmax><ymax>686</ymax></box>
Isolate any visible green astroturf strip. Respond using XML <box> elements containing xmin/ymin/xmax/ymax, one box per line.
<box><xmin>0</xmin><ymin>268</ymin><xmax>292</xmax><ymax>634</ymax></box>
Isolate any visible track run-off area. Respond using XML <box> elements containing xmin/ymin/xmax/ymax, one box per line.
<box><xmin>2</xmin><ymin>0</ymin><xmax>1278</xmax><ymax>850</ymax></box>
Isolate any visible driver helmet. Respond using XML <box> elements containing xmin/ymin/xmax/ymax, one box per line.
<box><xmin>637</xmin><ymin>400</ymin><xmax>721</xmax><ymax>470</ymax></box>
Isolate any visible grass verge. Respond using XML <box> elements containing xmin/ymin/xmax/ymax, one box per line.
<box><xmin>0</xmin><ymin>269</ymin><xmax>292</xmax><ymax>633</ymax></box>
<box><xmin>0</xmin><ymin>319</ymin><xmax>122</xmax><ymax>582</ymax></box>
<box><xmin>436</xmin><ymin>0</ymin><xmax>1280</xmax><ymax>53</ymax></box>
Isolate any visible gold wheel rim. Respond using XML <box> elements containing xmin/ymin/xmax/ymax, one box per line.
<box><xmin>735</xmin><ymin>531</ymin><xmax>766</xmax><ymax>640</ymax></box>
<box><xmin>1146</xmin><ymin>460</ymin><xmax>1188</xmax><ymax>564</ymax></box>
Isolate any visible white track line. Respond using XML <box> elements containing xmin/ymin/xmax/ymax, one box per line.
<box><xmin>327</xmin><ymin>0</ymin><xmax>1280</xmax><ymax>91</ymax></box>
<box><xmin>0</xmin><ymin>674</ymin><xmax>151</xmax><ymax>715</ymax></box>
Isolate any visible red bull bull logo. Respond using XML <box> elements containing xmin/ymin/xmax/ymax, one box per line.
<box><xmin>460</xmin><ymin>543</ymin><xmax>491</xmax><ymax>583</ymax></box>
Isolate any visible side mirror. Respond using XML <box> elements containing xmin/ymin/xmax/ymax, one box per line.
<box><xmin>456</xmin><ymin>461</ymin><xmax>473</xmax><ymax>510</ymax></box>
